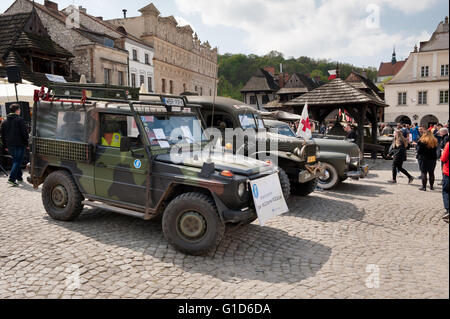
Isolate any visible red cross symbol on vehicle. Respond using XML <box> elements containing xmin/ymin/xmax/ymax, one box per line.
<box><xmin>301</xmin><ymin>118</ymin><xmax>311</xmax><ymax>132</ymax></box>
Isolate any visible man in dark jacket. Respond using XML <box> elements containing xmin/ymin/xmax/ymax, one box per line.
<box><xmin>345</xmin><ymin>124</ymin><xmax>358</xmax><ymax>143</ymax></box>
<box><xmin>0</xmin><ymin>104</ymin><xmax>29</xmax><ymax>186</ymax></box>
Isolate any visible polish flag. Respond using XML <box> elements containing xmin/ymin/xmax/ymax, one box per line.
<box><xmin>296</xmin><ymin>103</ymin><xmax>312</xmax><ymax>140</ymax></box>
<box><xmin>328</xmin><ymin>70</ymin><xmax>337</xmax><ymax>80</ymax></box>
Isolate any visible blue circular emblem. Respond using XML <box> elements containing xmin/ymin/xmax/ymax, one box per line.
<box><xmin>252</xmin><ymin>184</ymin><xmax>259</xmax><ymax>199</ymax></box>
<box><xmin>134</xmin><ymin>159</ymin><xmax>142</xmax><ymax>169</ymax></box>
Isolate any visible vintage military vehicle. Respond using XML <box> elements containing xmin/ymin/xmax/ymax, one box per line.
<box><xmin>264</xmin><ymin>119</ymin><xmax>369</xmax><ymax>190</ymax></box>
<box><xmin>182</xmin><ymin>96</ymin><xmax>323</xmax><ymax>197</ymax></box>
<box><xmin>29</xmin><ymin>86</ymin><xmax>286</xmax><ymax>256</ymax></box>
<box><xmin>312</xmin><ymin>121</ymin><xmax>393</xmax><ymax>159</ymax></box>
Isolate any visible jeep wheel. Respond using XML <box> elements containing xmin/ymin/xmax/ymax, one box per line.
<box><xmin>162</xmin><ymin>192</ymin><xmax>225</xmax><ymax>256</ymax></box>
<box><xmin>317</xmin><ymin>163</ymin><xmax>340</xmax><ymax>190</ymax></box>
<box><xmin>42</xmin><ymin>170</ymin><xmax>84</xmax><ymax>221</ymax></box>
<box><xmin>291</xmin><ymin>178</ymin><xmax>318</xmax><ymax>196</ymax></box>
<box><xmin>278</xmin><ymin>168</ymin><xmax>291</xmax><ymax>201</ymax></box>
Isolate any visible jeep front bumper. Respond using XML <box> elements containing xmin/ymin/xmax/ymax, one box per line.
<box><xmin>222</xmin><ymin>207</ymin><xmax>256</xmax><ymax>223</ymax></box>
<box><xmin>299</xmin><ymin>162</ymin><xmax>325</xmax><ymax>183</ymax></box>
<box><xmin>345</xmin><ymin>164</ymin><xmax>369</xmax><ymax>180</ymax></box>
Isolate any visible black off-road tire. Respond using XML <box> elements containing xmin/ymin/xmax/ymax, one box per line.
<box><xmin>278</xmin><ymin>168</ymin><xmax>291</xmax><ymax>201</ymax></box>
<box><xmin>42</xmin><ymin>170</ymin><xmax>84</xmax><ymax>221</ymax></box>
<box><xmin>291</xmin><ymin>178</ymin><xmax>318</xmax><ymax>196</ymax></box>
<box><xmin>317</xmin><ymin>163</ymin><xmax>340</xmax><ymax>190</ymax></box>
<box><xmin>162</xmin><ymin>192</ymin><xmax>225</xmax><ymax>256</ymax></box>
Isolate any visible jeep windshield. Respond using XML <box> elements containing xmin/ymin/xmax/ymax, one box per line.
<box><xmin>238</xmin><ymin>113</ymin><xmax>265</xmax><ymax>130</ymax></box>
<box><xmin>267</xmin><ymin>123</ymin><xmax>297</xmax><ymax>138</ymax></box>
<box><xmin>140</xmin><ymin>115</ymin><xmax>207</xmax><ymax>149</ymax></box>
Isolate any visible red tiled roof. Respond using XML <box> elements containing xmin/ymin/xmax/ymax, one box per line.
<box><xmin>377</xmin><ymin>60</ymin><xmax>406</xmax><ymax>77</ymax></box>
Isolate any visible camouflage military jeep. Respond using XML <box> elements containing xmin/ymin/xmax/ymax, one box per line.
<box><xmin>184</xmin><ymin>96</ymin><xmax>323</xmax><ymax>197</ymax></box>
<box><xmin>29</xmin><ymin>88</ymin><xmax>283</xmax><ymax>255</ymax></box>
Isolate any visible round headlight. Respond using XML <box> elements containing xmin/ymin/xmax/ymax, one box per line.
<box><xmin>238</xmin><ymin>183</ymin><xmax>246</xmax><ymax>197</ymax></box>
<box><xmin>346</xmin><ymin>155</ymin><xmax>351</xmax><ymax>164</ymax></box>
<box><xmin>294</xmin><ymin>147</ymin><xmax>302</xmax><ymax>157</ymax></box>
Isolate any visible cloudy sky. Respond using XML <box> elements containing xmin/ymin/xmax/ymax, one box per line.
<box><xmin>1</xmin><ymin>0</ymin><xmax>448</xmax><ymax>68</ymax></box>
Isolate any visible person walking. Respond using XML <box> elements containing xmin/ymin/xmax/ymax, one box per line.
<box><xmin>381</xmin><ymin>124</ymin><xmax>394</xmax><ymax>135</ymax></box>
<box><xmin>416</xmin><ymin>130</ymin><xmax>438</xmax><ymax>191</ymax></box>
<box><xmin>410</xmin><ymin>123</ymin><xmax>420</xmax><ymax>143</ymax></box>
<box><xmin>441</xmin><ymin>141</ymin><xmax>449</xmax><ymax>222</ymax></box>
<box><xmin>0</xmin><ymin>104</ymin><xmax>29</xmax><ymax>187</ymax></box>
<box><xmin>388</xmin><ymin>130</ymin><xmax>414</xmax><ymax>184</ymax></box>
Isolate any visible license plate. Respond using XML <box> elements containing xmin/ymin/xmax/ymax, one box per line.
<box><xmin>307</xmin><ymin>156</ymin><xmax>316</xmax><ymax>163</ymax></box>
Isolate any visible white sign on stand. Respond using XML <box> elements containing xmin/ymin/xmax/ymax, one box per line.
<box><xmin>250</xmin><ymin>173</ymin><xmax>289</xmax><ymax>226</ymax></box>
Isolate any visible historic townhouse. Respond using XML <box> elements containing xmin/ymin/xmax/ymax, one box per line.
<box><xmin>107</xmin><ymin>3</ymin><xmax>218</xmax><ymax>96</ymax></box>
<box><xmin>384</xmin><ymin>17</ymin><xmax>449</xmax><ymax>127</ymax></box>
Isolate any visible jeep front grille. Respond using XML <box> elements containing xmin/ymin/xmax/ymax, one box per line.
<box><xmin>304</xmin><ymin>144</ymin><xmax>316</xmax><ymax>158</ymax></box>
<box><xmin>33</xmin><ymin>137</ymin><xmax>93</xmax><ymax>163</ymax></box>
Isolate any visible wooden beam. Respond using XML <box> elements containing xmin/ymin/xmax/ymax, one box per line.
<box><xmin>356</xmin><ymin>104</ymin><xmax>367</xmax><ymax>152</ymax></box>
<box><xmin>371</xmin><ymin>105</ymin><xmax>378</xmax><ymax>159</ymax></box>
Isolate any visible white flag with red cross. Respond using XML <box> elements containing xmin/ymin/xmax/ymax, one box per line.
<box><xmin>328</xmin><ymin>70</ymin><xmax>337</xmax><ymax>80</ymax></box>
<box><xmin>296</xmin><ymin>103</ymin><xmax>312</xmax><ymax>140</ymax></box>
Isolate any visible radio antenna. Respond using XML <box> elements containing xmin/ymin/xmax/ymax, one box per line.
<box><xmin>208</xmin><ymin>47</ymin><xmax>219</xmax><ymax>161</ymax></box>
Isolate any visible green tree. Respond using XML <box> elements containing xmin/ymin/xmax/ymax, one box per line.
<box><xmin>217</xmin><ymin>52</ymin><xmax>379</xmax><ymax>100</ymax></box>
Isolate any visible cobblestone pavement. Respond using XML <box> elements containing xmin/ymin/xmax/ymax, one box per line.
<box><xmin>0</xmin><ymin>155</ymin><xmax>448</xmax><ymax>299</ymax></box>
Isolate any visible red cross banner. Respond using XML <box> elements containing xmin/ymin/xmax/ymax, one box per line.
<box><xmin>296</xmin><ymin>103</ymin><xmax>312</xmax><ymax>140</ymax></box>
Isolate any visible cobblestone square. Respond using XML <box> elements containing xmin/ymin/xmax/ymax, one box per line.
<box><xmin>0</xmin><ymin>156</ymin><xmax>448</xmax><ymax>299</ymax></box>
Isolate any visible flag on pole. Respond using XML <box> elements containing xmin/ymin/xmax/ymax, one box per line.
<box><xmin>328</xmin><ymin>70</ymin><xmax>337</xmax><ymax>80</ymax></box>
<box><xmin>296</xmin><ymin>103</ymin><xmax>312</xmax><ymax>140</ymax></box>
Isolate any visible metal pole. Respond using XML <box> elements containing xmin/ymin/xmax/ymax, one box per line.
<box><xmin>14</xmin><ymin>83</ymin><xmax>19</xmax><ymax>102</ymax></box>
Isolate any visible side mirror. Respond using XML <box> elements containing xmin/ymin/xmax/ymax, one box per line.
<box><xmin>120</xmin><ymin>136</ymin><xmax>131</xmax><ymax>152</ymax></box>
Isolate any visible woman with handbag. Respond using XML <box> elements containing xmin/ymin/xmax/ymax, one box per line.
<box><xmin>416</xmin><ymin>130</ymin><xmax>438</xmax><ymax>191</ymax></box>
<box><xmin>388</xmin><ymin>130</ymin><xmax>414</xmax><ymax>184</ymax></box>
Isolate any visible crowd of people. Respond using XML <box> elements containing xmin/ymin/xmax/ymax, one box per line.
<box><xmin>386</xmin><ymin>122</ymin><xmax>449</xmax><ymax>223</ymax></box>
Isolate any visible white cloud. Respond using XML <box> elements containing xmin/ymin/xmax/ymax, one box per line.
<box><xmin>174</xmin><ymin>16</ymin><xmax>195</xmax><ymax>32</ymax></box>
<box><xmin>174</xmin><ymin>0</ymin><xmax>434</xmax><ymax>63</ymax></box>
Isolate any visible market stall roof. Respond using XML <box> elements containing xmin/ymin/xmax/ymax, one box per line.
<box><xmin>264</xmin><ymin>99</ymin><xmax>284</xmax><ymax>109</ymax></box>
<box><xmin>260</xmin><ymin>110</ymin><xmax>302</xmax><ymax>121</ymax></box>
<box><xmin>277</xmin><ymin>87</ymin><xmax>309</xmax><ymax>95</ymax></box>
<box><xmin>285</xmin><ymin>78</ymin><xmax>388</xmax><ymax>108</ymax></box>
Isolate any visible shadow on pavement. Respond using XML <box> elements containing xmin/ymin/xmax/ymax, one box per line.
<box><xmin>44</xmin><ymin>209</ymin><xmax>331</xmax><ymax>284</ymax></box>
<box><xmin>285</xmin><ymin>195</ymin><xmax>365</xmax><ymax>222</ymax></box>
<box><xmin>0</xmin><ymin>175</ymin><xmax>40</xmax><ymax>193</ymax></box>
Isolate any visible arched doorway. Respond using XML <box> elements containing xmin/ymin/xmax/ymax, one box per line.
<box><xmin>420</xmin><ymin>115</ymin><xmax>439</xmax><ymax>128</ymax></box>
<box><xmin>395</xmin><ymin>115</ymin><xmax>412</xmax><ymax>125</ymax></box>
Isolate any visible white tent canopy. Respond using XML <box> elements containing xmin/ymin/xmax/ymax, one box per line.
<box><xmin>0</xmin><ymin>81</ymin><xmax>40</xmax><ymax>105</ymax></box>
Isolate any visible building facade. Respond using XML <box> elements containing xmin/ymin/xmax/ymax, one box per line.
<box><xmin>384</xmin><ymin>17</ymin><xmax>449</xmax><ymax>127</ymax></box>
<box><xmin>123</xmin><ymin>38</ymin><xmax>154</xmax><ymax>91</ymax></box>
<box><xmin>107</xmin><ymin>3</ymin><xmax>217</xmax><ymax>96</ymax></box>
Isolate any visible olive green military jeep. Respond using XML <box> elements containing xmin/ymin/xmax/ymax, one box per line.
<box><xmin>264</xmin><ymin>119</ymin><xmax>369</xmax><ymax>190</ymax></box>
<box><xmin>29</xmin><ymin>86</ymin><xmax>286</xmax><ymax>256</ymax></box>
<box><xmin>183</xmin><ymin>96</ymin><xmax>323</xmax><ymax>197</ymax></box>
